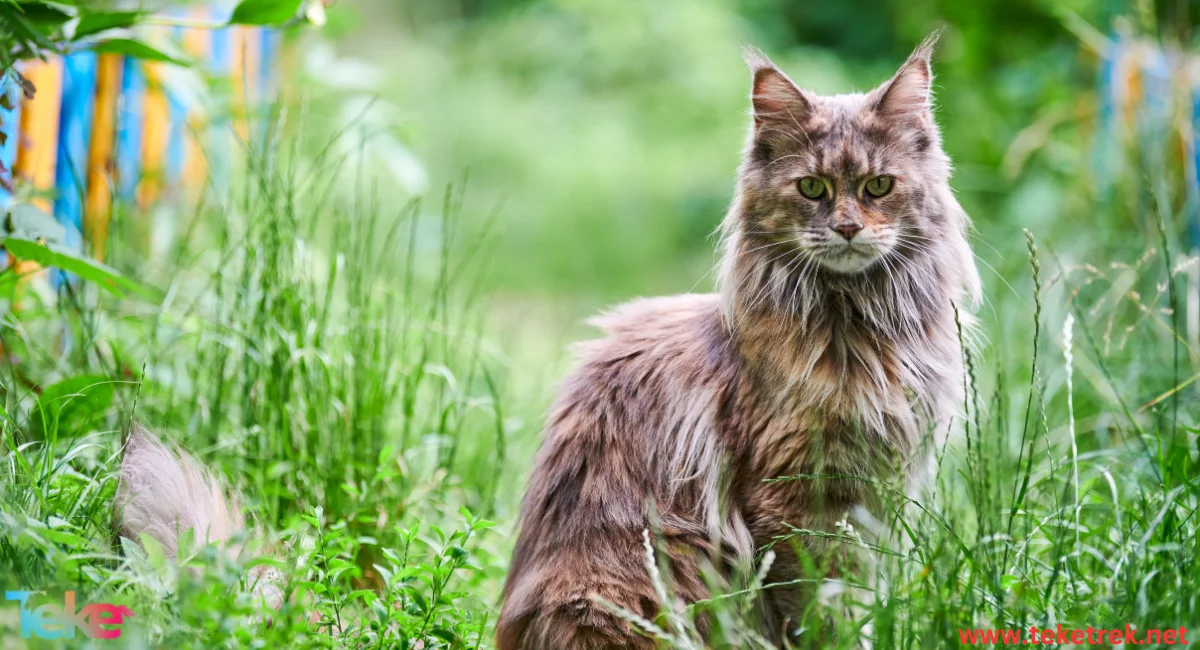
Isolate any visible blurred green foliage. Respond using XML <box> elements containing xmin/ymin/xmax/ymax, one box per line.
<box><xmin>4</xmin><ymin>1</ymin><xmax>1200</xmax><ymax>647</ymax></box>
<box><xmin>338</xmin><ymin>0</ymin><xmax>1169</xmax><ymax>309</ymax></box>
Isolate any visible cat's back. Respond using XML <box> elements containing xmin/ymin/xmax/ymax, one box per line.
<box><xmin>560</xmin><ymin>293</ymin><xmax>738</xmax><ymax>439</ymax></box>
<box><xmin>513</xmin><ymin>292</ymin><xmax>739</xmax><ymax>541</ymax></box>
<box><xmin>518</xmin><ymin>291</ymin><xmax>744</xmax><ymax>545</ymax></box>
<box><xmin>580</xmin><ymin>292</ymin><xmax>729</xmax><ymax>369</ymax></box>
<box><xmin>498</xmin><ymin>293</ymin><xmax>737</xmax><ymax>649</ymax></box>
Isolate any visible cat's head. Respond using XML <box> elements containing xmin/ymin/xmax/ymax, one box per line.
<box><xmin>734</xmin><ymin>34</ymin><xmax>950</xmax><ymax>275</ymax></box>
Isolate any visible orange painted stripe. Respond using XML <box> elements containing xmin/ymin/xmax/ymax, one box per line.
<box><xmin>231</xmin><ymin>28</ymin><xmax>247</xmax><ymax>141</ymax></box>
<box><xmin>277</xmin><ymin>30</ymin><xmax>295</xmax><ymax>104</ymax></box>
<box><xmin>86</xmin><ymin>54</ymin><xmax>122</xmax><ymax>261</ymax></box>
<box><xmin>183</xmin><ymin>16</ymin><xmax>211</xmax><ymax>193</ymax></box>
<box><xmin>138</xmin><ymin>61</ymin><xmax>169</xmax><ymax>209</ymax></box>
<box><xmin>245</xmin><ymin>28</ymin><xmax>261</xmax><ymax>122</ymax></box>
<box><xmin>15</xmin><ymin>58</ymin><xmax>63</xmax><ymax>213</ymax></box>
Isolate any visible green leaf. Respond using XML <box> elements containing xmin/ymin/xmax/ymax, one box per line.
<box><xmin>245</xmin><ymin>557</ymin><xmax>287</xmax><ymax>570</ymax></box>
<box><xmin>91</xmin><ymin>38</ymin><xmax>189</xmax><ymax>66</ymax></box>
<box><xmin>228</xmin><ymin>0</ymin><xmax>301</xmax><ymax>25</ymax></box>
<box><xmin>5</xmin><ymin>237</ymin><xmax>154</xmax><ymax>297</ymax></box>
<box><xmin>40</xmin><ymin>528</ymin><xmax>89</xmax><ymax>548</ymax></box>
<box><xmin>296</xmin><ymin>580</ymin><xmax>327</xmax><ymax>595</ymax></box>
<box><xmin>73</xmin><ymin>10</ymin><xmax>141</xmax><ymax>39</ymax></box>
<box><xmin>12</xmin><ymin>1</ymin><xmax>73</xmax><ymax>31</ymax></box>
<box><xmin>347</xmin><ymin>589</ymin><xmax>376</xmax><ymax>604</ymax></box>
<box><xmin>0</xmin><ymin>3</ymin><xmax>58</xmax><ymax>55</ymax></box>
<box><xmin>34</xmin><ymin>374</ymin><xmax>115</xmax><ymax>438</ymax></box>
<box><xmin>12</xmin><ymin>2</ymin><xmax>74</xmax><ymax>30</ymax></box>
<box><xmin>140</xmin><ymin>532</ymin><xmax>167</xmax><ymax>570</ymax></box>
<box><xmin>3</xmin><ymin>203</ymin><xmax>66</xmax><ymax>244</ymax></box>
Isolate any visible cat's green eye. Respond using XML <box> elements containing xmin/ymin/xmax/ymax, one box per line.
<box><xmin>797</xmin><ymin>177</ymin><xmax>826</xmax><ymax>200</ymax></box>
<box><xmin>865</xmin><ymin>175</ymin><xmax>894</xmax><ymax>198</ymax></box>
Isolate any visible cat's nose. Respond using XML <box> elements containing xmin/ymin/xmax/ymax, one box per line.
<box><xmin>832</xmin><ymin>223</ymin><xmax>863</xmax><ymax>241</ymax></box>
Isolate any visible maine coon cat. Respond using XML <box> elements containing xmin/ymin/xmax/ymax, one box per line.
<box><xmin>113</xmin><ymin>33</ymin><xmax>980</xmax><ymax>650</ymax></box>
<box><xmin>494</xmin><ymin>34</ymin><xmax>980</xmax><ymax>649</ymax></box>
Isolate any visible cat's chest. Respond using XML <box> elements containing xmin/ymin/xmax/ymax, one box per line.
<box><xmin>734</xmin><ymin>402</ymin><xmax>909</xmax><ymax>552</ymax></box>
<box><xmin>728</xmin><ymin>326</ymin><xmax>934</xmax><ymax>516</ymax></box>
<box><xmin>726</xmin><ymin>314</ymin><xmax>952</xmax><ymax>530</ymax></box>
<box><xmin>748</xmin><ymin>331</ymin><xmax>926</xmax><ymax>458</ymax></box>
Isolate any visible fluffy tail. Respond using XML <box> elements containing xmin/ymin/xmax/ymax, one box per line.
<box><xmin>115</xmin><ymin>425</ymin><xmax>283</xmax><ymax>607</ymax></box>
<box><xmin>115</xmin><ymin>425</ymin><xmax>246</xmax><ymax>557</ymax></box>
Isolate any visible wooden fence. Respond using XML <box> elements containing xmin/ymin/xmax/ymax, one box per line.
<box><xmin>1095</xmin><ymin>32</ymin><xmax>1199</xmax><ymax>250</ymax></box>
<box><xmin>0</xmin><ymin>11</ymin><xmax>284</xmax><ymax>262</ymax></box>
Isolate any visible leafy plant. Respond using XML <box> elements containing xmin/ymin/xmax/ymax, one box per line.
<box><xmin>0</xmin><ymin>0</ymin><xmax>323</xmax><ymax>68</ymax></box>
<box><xmin>0</xmin><ymin>0</ymin><xmax>327</xmax><ymax>207</ymax></box>
<box><xmin>2</xmin><ymin>2</ymin><xmax>1199</xmax><ymax>649</ymax></box>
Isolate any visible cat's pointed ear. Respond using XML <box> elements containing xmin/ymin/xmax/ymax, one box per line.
<box><xmin>744</xmin><ymin>48</ymin><xmax>813</xmax><ymax>130</ymax></box>
<box><xmin>871</xmin><ymin>31</ymin><xmax>939</xmax><ymax>125</ymax></box>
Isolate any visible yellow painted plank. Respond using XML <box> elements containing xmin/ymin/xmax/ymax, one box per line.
<box><xmin>138</xmin><ymin>61</ymin><xmax>169</xmax><ymax>209</ymax></box>
<box><xmin>231</xmin><ymin>27</ymin><xmax>260</xmax><ymax>141</ymax></box>
<box><xmin>183</xmin><ymin>16</ymin><xmax>211</xmax><ymax>193</ymax></box>
<box><xmin>230</xmin><ymin>27</ymin><xmax>245</xmax><ymax>141</ymax></box>
<box><xmin>86</xmin><ymin>54</ymin><xmax>122</xmax><ymax>261</ymax></box>
<box><xmin>244</xmin><ymin>27</ymin><xmax>261</xmax><ymax>111</ymax></box>
<box><xmin>15</xmin><ymin>58</ymin><xmax>63</xmax><ymax>213</ymax></box>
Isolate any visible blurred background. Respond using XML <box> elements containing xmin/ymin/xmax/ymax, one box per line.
<box><xmin>6</xmin><ymin>0</ymin><xmax>1196</xmax><ymax>353</ymax></box>
<box><xmin>3</xmin><ymin>0</ymin><xmax>1200</xmax><ymax>645</ymax></box>
<box><xmin>322</xmin><ymin>0</ymin><xmax>1199</xmax><ymax>350</ymax></box>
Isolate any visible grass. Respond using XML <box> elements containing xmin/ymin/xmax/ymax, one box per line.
<box><xmin>3</xmin><ymin>43</ymin><xmax>1200</xmax><ymax>650</ymax></box>
<box><xmin>0</xmin><ymin>133</ymin><xmax>516</xmax><ymax>646</ymax></box>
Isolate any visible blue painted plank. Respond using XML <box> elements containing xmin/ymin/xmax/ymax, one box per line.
<box><xmin>54</xmin><ymin>51</ymin><xmax>98</xmax><ymax>253</ymax></box>
<box><xmin>167</xmin><ymin>24</ymin><xmax>188</xmax><ymax>190</ymax></box>
<box><xmin>208</xmin><ymin>14</ymin><xmax>233</xmax><ymax>197</ymax></box>
<box><xmin>116</xmin><ymin>56</ymin><xmax>145</xmax><ymax>203</ymax></box>
<box><xmin>1093</xmin><ymin>40</ymin><xmax>1119</xmax><ymax>201</ymax></box>
<box><xmin>0</xmin><ymin>67</ymin><xmax>22</xmax><ymax>206</ymax></box>
<box><xmin>261</xmin><ymin>29</ymin><xmax>279</xmax><ymax>100</ymax></box>
<box><xmin>259</xmin><ymin>29</ymin><xmax>281</xmax><ymax>146</ymax></box>
<box><xmin>1191</xmin><ymin>86</ymin><xmax>1200</xmax><ymax>251</ymax></box>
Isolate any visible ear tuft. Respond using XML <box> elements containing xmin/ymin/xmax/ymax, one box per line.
<box><xmin>908</xmin><ymin>28</ymin><xmax>942</xmax><ymax>70</ymax></box>
<box><xmin>872</xmin><ymin>30</ymin><xmax>941</xmax><ymax>123</ymax></box>
<box><xmin>743</xmin><ymin>47</ymin><xmax>811</xmax><ymax>128</ymax></box>
<box><xmin>741</xmin><ymin>46</ymin><xmax>774</xmax><ymax>76</ymax></box>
